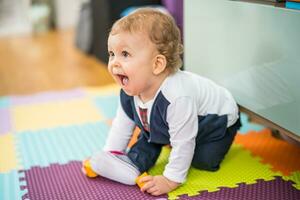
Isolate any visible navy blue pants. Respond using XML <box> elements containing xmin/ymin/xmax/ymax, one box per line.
<box><xmin>127</xmin><ymin>116</ymin><xmax>241</xmax><ymax>173</ymax></box>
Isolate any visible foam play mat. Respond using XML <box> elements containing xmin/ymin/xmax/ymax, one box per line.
<box><xmin>0</xmin><ymin>84</ymin><xmax>299</xmax><ymax>200</ymax></box>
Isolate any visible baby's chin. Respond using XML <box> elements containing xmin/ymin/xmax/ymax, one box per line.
<box><xmin>122</xmin><ymin>87</ymin><xmax>138</xmax><ymax>97</ymax></box>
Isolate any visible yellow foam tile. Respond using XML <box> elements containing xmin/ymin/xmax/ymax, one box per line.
<box><xmin>0</xmin><ymin>134</ymin><xmax>20</xmax><ymax>172</ymax></box>
<box><xmin>84</xmin><ymin>84</ymin><xmax>120</xmax><ymax>96</ymax></box>
<box><xmin>12</xmin><ymin>98</ymin><xmax>103</xmax><ymax>132</ymax></box>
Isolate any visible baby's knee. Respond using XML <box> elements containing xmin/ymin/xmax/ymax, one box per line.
<box><xmin>90</xmin><ymin>150</ymin><xmax>140</xmax><ymax>185</ymax></box>
<box><xmin>191</xmin><ymin>158</ymin><xmax>220</xmax><ymax>172</ymax></box>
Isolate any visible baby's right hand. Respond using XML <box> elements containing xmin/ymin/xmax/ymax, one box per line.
<box><xmin>82</xmin><ymin>159</ymin><xmax>98</xmax><ymax>178</ymax></box>
<box><xmin>139</xmin><ymin>175</ymin><xmax>180</xmax><ymax>196</ymax></box>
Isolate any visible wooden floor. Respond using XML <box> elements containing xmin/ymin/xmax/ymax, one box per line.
<box><xmin>0</xmin><ymin>29</ymin><xmax>114</xmax><ymax>96</ymax></box>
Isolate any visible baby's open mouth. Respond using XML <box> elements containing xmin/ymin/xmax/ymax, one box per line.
<box><xmin>117</xmin><ymin>74</ymin><xmax>129</xmax><ymax>86</ymax></box>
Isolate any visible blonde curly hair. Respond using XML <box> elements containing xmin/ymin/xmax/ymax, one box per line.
<box><xmin>109</xmin><ymin>7</ymin><xmax>183</xmax><ymax>73</ymax></box>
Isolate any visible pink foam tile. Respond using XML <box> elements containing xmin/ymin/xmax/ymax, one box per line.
<box><xmin>10</xmin><ymin>88</ymin><xmax>85</xmax><ymax>106</ymax></box>
<box><xmin>0</xmin><ymin>108</ymin><xmax>12</xmax><ymax>135</ymax></box>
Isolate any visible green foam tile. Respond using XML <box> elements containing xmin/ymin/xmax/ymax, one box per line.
<box><xmin>283</xmin><ymin>171</ymin><xmax>300</xmax><ymax>190</ymax></box>
<box><xmin>149</xmin><ymin>144</ymin><xmax>281</xmax><ymax>200</ymax></box>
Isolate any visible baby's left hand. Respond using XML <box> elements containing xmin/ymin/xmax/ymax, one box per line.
<box><xmin>140</xmin><ymin>175</ymin><xmax>180</xmax><ymax>196</ymax></box>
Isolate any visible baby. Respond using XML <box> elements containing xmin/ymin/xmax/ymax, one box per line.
<box><xmin>82</xmin><ymin>8</ymin><xmax>241</xmax><ymax>196</ymax></box>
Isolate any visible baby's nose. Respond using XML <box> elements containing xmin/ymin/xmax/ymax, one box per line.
<box><xmin>112</xmin><ymin>66</ymin><xmax>122</xmax><ymax>74</ymax></box>
<box><xmin>110</xmin><ymin>58</ymin><xmax>121</xmax><ymax>68</ymax></box>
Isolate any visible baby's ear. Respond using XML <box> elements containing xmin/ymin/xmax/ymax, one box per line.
<box><xmin>153</xmin><ymin>54</ymin><xmax>167</xmax><ymax>75</ymax></box>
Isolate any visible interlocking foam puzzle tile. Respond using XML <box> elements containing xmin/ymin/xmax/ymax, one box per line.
<box><xmin>283</xmin><ymin>171</ymin><xmax>300</xmax><ymax>190</ymax></box>
<box><xmin>149</xmin><ymin>145</ymin><xmax>281</xmax><ymax>200</ymax></box>
<box><xmin>1</xmin><ymin>89</ymin><xmax>87</xmax><ymax>134</ymax></box>
<box><xmin>94</xmin><ymin>95</ymin><xmax>119</xmax><ymax>119</ymax></box>
<box><xmin>0</xmin><ymin>134</ymin><xmax>20</xmax><ymax>172</ymax></box>
<box><xmin>10</xmin><ymin>88</ymin><xmax>85</xmax><ymax>106</ymax></box>
<box><xmin>234</xmin><ymin>129</ymin><xmax>300</xmax><ymax>176</ymax></box>
<box><xmin>0</xmin><ymin>97</ymin><xmax>10</xmax><ymax>108</ymax></box>
<box><xmin>1</xmin><ymin>85</ymin><xmax>300</xmax><ymax>199</ymax></box>
<box><xmin>239</xmin><ymin>112</ymin><xmax>265</xmax><ymax>134</ymax></box>
<box><xmin>177</xmin><ymin>177</ymin><xmax>300</xmax><ymax>200</ymax></box>
<box><xmin>0</xmin><ymin>107</ymin><xmax>12</xmax><ymax>135</ymax></box>
<box><xmin>19</xmin><ymin>161</ymin><xmax>167</xmax><ymax>200</ymax></box>
<box><xmin>127</xmin><ymin>127</ymin><xmax>141</xmax><ymax>149</ymax></box>
<box><xmin>12</xmin><ymin>98</ymin><xmax>103</xmax><ymax>132</ymax></box>
<box><xmin>15</xmin><ymin>122</ymin><xmax>109</xmax><ymax>170</ymax></box>
<box><xmin>0</xmin><ymin>170</ymin><xmax>24</xmax><ymax>200</ymax></box>
<box><xmin>84</xmin><ymin>84</ymin><xmax>120</xmax><ymax>97</ymax></box>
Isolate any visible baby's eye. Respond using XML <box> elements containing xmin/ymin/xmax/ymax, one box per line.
<box><xmin>108</xmin><ymin>51</ymin><xmax>114</xmax><ymax>57</ymax></box>
<box><xmin>122</xmin><ymin>51</ymin><xmax>129</xmax><ymax>58</ymax></box>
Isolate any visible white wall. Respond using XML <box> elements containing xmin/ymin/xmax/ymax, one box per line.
<box><xmin>54</xmin><ymin>0</ymin><xmax>85</xmax><ymax>29</ymax></box>
<box><xmin>0</xmin><ymin>0</ymin><xmax>32</xmax><ymax>36</ymax></box>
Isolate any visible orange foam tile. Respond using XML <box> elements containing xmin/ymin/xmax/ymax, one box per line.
<box><xmin>234</xmin><ymin>129</ymin><xmax>300</xmax><ymax>176</ymax></box>
<box><xmin>105</xmin><ymin>119</ymin><xmax>113</xmax><ymax>126</ymax></box>
<box><xmin>127</xmin><ymin>127</ymin><xmax>141</xmax><ymax>149</ymax></box>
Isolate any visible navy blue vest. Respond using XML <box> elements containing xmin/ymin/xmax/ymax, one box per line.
<box><xmin>120</xmin><ymin>89</ymin><xmax>171</xmax><ymax>144</ymax></box>
<box><xmin>120</xmin><ymin>89</ymin><xmax>229</xmax><ymax>145</ymax></box>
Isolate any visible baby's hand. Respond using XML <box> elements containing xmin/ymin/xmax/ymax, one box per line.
<box><xmin>140</xmin><ymin>175</ymin><xmax>180</xmax><ymax>196</ymax></box>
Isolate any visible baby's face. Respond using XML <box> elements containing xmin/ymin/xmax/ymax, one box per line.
<box><xmin>107</xmin><ymin>31</ymin><xmax>159</xmax><ymax>98</ymax></box>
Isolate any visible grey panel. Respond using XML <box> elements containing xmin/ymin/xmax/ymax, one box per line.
<box><xmin>184</xmin><ymin>0</ymin><xmax>300</xmax><ymax>135</ymax></box>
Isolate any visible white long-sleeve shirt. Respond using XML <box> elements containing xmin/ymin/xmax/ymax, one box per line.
<box><xmin>104</xmin><ymin>70</ymin><xmax>239</xmax><ymax>183</ymax></box>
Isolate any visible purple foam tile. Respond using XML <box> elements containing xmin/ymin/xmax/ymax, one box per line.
<box><xmin>10</xmin><ymin>88</ymin><xmax>85</xmax><ymax>105</ymax></box>
<box><xmin>179</xmin><ymin>177</ymin><xmax>300</xmax><ymax>200</ymax></box>
<box><xmin>20</xmin><ymin>161</ymin><xmax>167</xmax><ymax>200</ymax></box>
<box><xmin>0</xmin><ymin>108</ymin><xmax>12</xmax><ymax>135</ymax></box>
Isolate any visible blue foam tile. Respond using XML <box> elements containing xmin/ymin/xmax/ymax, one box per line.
<box><xmin>0</xmin><ymin>171</ymin><xmax>23</xmax><ymax>200</ymax></box>
<box><xmin>0</xmin><ymin>97</ymin><xmax>10</xmax><ymax>109</ymax></box>
<box><xmin>94</xmin><ymin>95</ymin><xmax>119</xmax><ymax>119</ymax></box>
<box><xmin>15</xmin><ymin>122</ymin><xmax>110</xmax><ymax>170</ymax></box>
<box><xmin>239</xmin><ymin>112</ymin><xmax>265</xmax><ymax>134</ymax></box>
